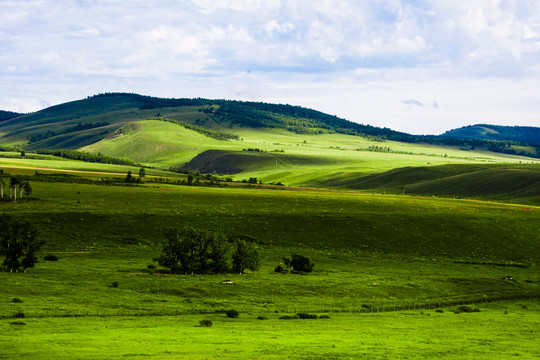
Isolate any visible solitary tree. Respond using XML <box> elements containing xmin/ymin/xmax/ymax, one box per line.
<box><xmin>0</xmin><ymin>176</ymin><xmax>4</xmax><ymax>199</ymax></box>
<box><xmin>139</xmin><ymin>167</ymin><xmax>146</xmax><ymax>182</ymax></box>
<box><xmin>0</xmin><ymin>214</ymin><xmax>43</xmax><ymax>272</ymax></box>
<box><xmin>125</xmin><ymin>171</ymin><xmax>133</xmax><ymax>183</ymax></box>
<box><xmin>232</xmin><ymin>239</ymin><xmax>260</xmax><ymax>274</ymax></box>
<box><xmin>23</xmin><ymin>182</ymin><xmax>32</xmax><ymax>198</ymax></box>
<box><xmin>9</xmin><ymin>176</ymin><xmax>22</xmax><ymax>202</ymax></box>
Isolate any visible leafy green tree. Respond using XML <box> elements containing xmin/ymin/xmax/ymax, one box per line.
<box><xmin>138</xmin><ymin>167</ymin><xmax>146</xmax><ymax>182</ymax></box>
<box><xmin>125</xmin><ymin>171</ymin><xmax>133</xmax><ymax>183</ymax></box>
<box><xmin>232</xmin><ymin>240</ymin><xmax>260</xmax><ymax>274</ymax></box>
<box><xmin>23</xmin><ymin>182</ymin><xmax>32</xmax><ymax>198</ymax></box>
<box><xmin>156</xmin><ymin>227</ymin><xmax>198</xmax><ymax>274</ymax></box>
<box><xmin>9</xmin><ymin>176</ymin><xmax>22</xmax><ymax>202</ymax></box>
<box><xmin>208</xmin><ymin>231</ymin><xmax>229</xmax><ymax>274</ymax></box>
<box><xmin>0</xmin><ymin>215</ymin><xmax>43</xmax><ymax>273</ymax></box>
<box><xmin>290</xmin><ymin>254</ymin><xmax>314</xmax><ymax>273</ymax></box>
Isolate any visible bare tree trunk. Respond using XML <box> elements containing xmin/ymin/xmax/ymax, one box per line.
<box><xmin>13</xmin><ymin>185</ymin><xmax>17</xmax><ymax>202</ymax></box>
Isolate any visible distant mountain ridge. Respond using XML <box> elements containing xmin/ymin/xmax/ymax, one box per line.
<box><xmin>441</xmin><ymin>124</ymin><xmax>540</xmax><ymax>146</ymax></box>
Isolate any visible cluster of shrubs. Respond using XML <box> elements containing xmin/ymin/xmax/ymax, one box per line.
<box><xmin>453</xmin><ymin>305</ymin><xmax>481</xmax><ymax>314</ymax></box>
<box><xmin>279</xmin><ymin>313</ymin><xmax>329</xmax><ymax>320</ymax></box>
<box><xmin>44</xmin><ymin>254</ymin><xmax>59</xmax><ymax>261</ymax></box>
<box><xmin>275</xmin><ymin>254</ymin><xmax>314</xmax><ymax>274</ymax></box>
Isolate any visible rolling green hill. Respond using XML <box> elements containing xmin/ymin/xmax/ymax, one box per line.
<box><xmin>441</xmin><ymin>124</ymin><xmax>540</xmax><ymax>149</ymax></box>
<box><xmin>1</xmin><ymin>93</ymin><xmax>539</xmax><ymax>204</ymax></box>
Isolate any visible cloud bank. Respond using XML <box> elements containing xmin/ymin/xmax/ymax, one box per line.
<box><xmin>1</xmin><ymin>0</ymin><xmax>539</xmax><ymax>134</ymax></box>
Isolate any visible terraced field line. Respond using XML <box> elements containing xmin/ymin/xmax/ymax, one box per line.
<box><xmin>0</xmin><ymin>164</ymin><xmax>126</xmax><ymax>177</ymax></box>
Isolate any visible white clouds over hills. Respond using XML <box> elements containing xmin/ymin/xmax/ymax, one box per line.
<box><xmin>1</xmin><ymin>0</ymin><xmax>539</xmax><ymax>134</ymax></box>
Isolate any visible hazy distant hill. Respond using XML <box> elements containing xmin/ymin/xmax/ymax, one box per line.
<box><xmin>441</xmin><ymin>124</ymin><xmax>540</xmax><ymax>146</ymax></box>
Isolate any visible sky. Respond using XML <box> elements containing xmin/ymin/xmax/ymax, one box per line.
<box><xmin>1</xmin><ymin>0</ymin><xmax>540</xmax><ymax>135</ymax></box>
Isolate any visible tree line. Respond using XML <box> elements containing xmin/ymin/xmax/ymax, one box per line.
<box><xmin>35</xmin><ymin>150</ymin><xmax>137</xmax><ymax>166</ymax></box>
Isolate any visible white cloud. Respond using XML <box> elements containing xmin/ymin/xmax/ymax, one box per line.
<box><xmin>1</xmin><ymin>0</ymin><xmax>540</xmax><ymax>134</ymax></box>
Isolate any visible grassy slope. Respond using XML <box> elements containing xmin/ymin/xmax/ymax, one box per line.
<box><xmin>82</xmin><ymin>121</ymin><xmax>534</xmax><ymax>183</ymax></box>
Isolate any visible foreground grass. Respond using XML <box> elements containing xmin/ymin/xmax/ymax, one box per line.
<box><xmin>1</xmin><ymin>300</ymin><xmax>538</xmax><ymax>359</ymax></box>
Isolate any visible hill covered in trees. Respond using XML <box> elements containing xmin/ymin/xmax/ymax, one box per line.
<box><xmin>0</xmin><ymin>110</ymin><xmax>22</xmax><ymax>122</ymax></box>
<box><xmin>441</xmin><ymin>124</ymin><xmax>540</xmax><ymax>146</ymax></box>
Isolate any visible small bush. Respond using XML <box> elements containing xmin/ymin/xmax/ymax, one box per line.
<box><xmin>10</xmin><ymin>321</ymin><xmax>26</xmax><ymax>326</ymax></box>
<box><xmin>44</xmin><ymin>254</ymin><xmax>59</xmax><ymax>261</ymax></box>
<box><xmin>225</xmin><ymin>309</ymin><xmax>239</xmax><ymax>318</ymax></box>
<box><xmin>12</xmin><ymin>311</ymin><xmax>25</xmax><ymax>318</ymax></box>
<box><xmin>199</xmin><ymin>319</ymin><xmax>213</xmax><ymax>327</ymax></box>
<box><xmin>297</xmin><ymin>312</ymin><xmax>318</xmax><ymax>319</ymax></box>
<box><xmin>257</xmin><ymin>315</ymin><xmax>268</xmax><ymax>320</ymax></box>
<box><xmin>11</xmin><ymin>298</ymin><xmax>23</xmax><ymax>303</ymax></box>
<box><xmin>274</xmin><ymin>265</ymin><xmax>284</xmax><ymax>273</ymax></box>
<box><xmin>279</xmin><ymin>315</ymin><xmax>299</xmax><ymax>320</ymax></box>
<box><xmin>111</xmin><ymin>281</ymin><xmax>119</xmax><ymax>288</ymax></box>
<box><xmin>456</xmin><ymin>305</ymin><xmax>480</xmax><ymax>313</ymax></box>
<box><xmin>435</xmin><ymin>309</ymin><xmax>444</xmax><ymax>313</ymax></box>
<box><xmin>147</xmin><ymin>264</ymin><xmax>156</xmax><ymax>269</ymax></box>
<box><xmin>319</xmin><ymin>315</ymin><xmax>331</xmax><ymax>319</ymax></box>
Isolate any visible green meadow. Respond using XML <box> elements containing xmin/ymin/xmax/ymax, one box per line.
<box><xmin>0</xmin><ymin>167</ymin><xmax>539</xmax><ymax>359</ymax></box>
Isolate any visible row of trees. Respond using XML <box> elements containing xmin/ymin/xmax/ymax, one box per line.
<box><xmin>155</xmin><ymin>227</ymin><xmax>260</xmax><ymax>275</ymax></box>
<box><xmin>0</xmin><ymin>175</ymin><xmax>32</xmax><ymax>201</ymax></box>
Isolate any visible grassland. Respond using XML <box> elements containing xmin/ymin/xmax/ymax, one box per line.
<box><xmin>2</xmin><ymin>300</ymin><xmax>539</xmax><ymax>359</ymax></box>
<box><xmin>0</xmin><ymin>165</ymin><xmax>538</xmax><ymax>358</ymax></box>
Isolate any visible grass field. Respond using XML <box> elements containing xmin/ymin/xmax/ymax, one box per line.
<box><xmin>0</xmin><ymin>155</ymin><xmax>539</xmax><ymax>358</ymax></box>
<box><xmin>1</xmin><ymin>300</ymin><xmax>539</xmax><ymax>359</ymax></box>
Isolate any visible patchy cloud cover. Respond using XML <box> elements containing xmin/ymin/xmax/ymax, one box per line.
<box><xmin>1</xmin><ymin>0</ymin><xmax>539</xmax><ymax>134</ymax></box>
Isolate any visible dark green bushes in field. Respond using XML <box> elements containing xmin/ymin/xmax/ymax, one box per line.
<box><xmin>225</xmin><ymin>309</ymin><xmax>239</xmax><ymax>318</ymax></box>
<box><xmin>454</xmin><ymin>305</ymin><xmax>481</xmax><ymax>314</ymax></box>
<box><xmin>276</xmin><ymin>254</ymin><xmax>315</xmax><ymax>274</ymax></box>
<box><xmin>297</xmin><ymin>312</ymin><xmax>318</xmax><ymax>319</ymax></box>
<box><xmin>44</xmin><ymin>254</ymin><xmax>59</xmax><ymax>261</ymax></box>
<box><xmin>199</xmin><ymin>319</ymin><xmax>213</xmax><ymax>327</ymax></box>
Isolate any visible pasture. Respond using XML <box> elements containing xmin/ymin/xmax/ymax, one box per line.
<box><xmin>0</xmin><ymin>163</ymin><xmax>539</xmax><ymax>359</ymax></box>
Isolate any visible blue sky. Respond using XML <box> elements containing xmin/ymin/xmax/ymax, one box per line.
<box><xmin>1</xmin><ymin>0</ymin><xmax>539</xmax><ymax>134</ymax></box>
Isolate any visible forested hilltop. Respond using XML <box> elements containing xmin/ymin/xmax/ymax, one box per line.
<box><xmin>0</xmin><ymin>110</ymin><xmax>22</xmax><ymax>122</ymax></box>
<box><xmin>441</xmin><ymin>124</ymin><xmax>540</xmax><ymax>146</ymax></box>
